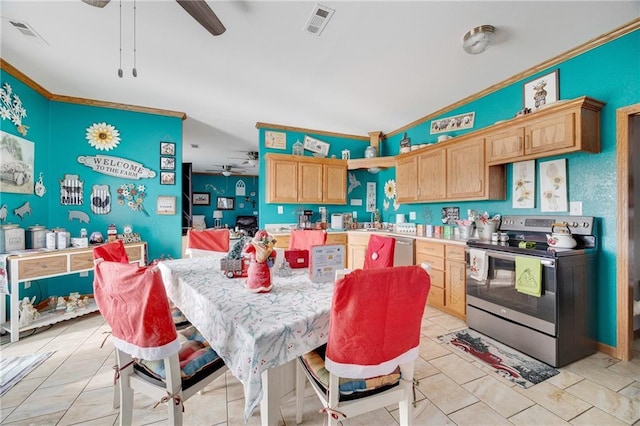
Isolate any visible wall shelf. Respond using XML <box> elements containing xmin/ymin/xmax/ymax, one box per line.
<box><xmin>347</xmin><ymin>156</ymin><xmax>395</xmax><ymax>171</ymax></box>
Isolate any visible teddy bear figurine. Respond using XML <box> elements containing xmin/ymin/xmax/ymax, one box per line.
<box><xmin>243</xmin><ymin>230</ymin><xmax>277</xmax><ymax>293</ymax></box>
<box><xmin>18</xmin><ymin>296</ymin><xmax>39</xmax><ymax>326</ymax></box>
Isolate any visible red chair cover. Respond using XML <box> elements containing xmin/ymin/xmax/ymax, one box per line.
<box><xmin>363</xmin><ymin>234</ymin><xmax>395</xmax><ymax>269</ymax></box>
<box><xmin>187</xmin><ymin>228</ymin><xmax>230</xmax><ymax>252</ymax></box>
<box><xmin>325</xmin><ymin>266</ymin><xmax>431</xmax><ymax>378</ymax></box>
<box><xmin>92</xmin><ymin>240</ymin><xmax>129</xmax><ymax>263</ymax></box>
<box><xmin>93</xmin><ymin>259</ymin><xmax>180</xmax><ymax>360</ymax></box>
<box><xmin>288</xmin><ymin>230</ymin><xmax>327</xmax><ymax>251</ymax></box>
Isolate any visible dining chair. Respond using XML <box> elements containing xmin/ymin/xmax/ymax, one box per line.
<box><xmin>363</xmin><ymin>234</ymin><xmax>396</xmax><ymax>269</ymax></box>
<box><xmin>93</xmin><ymin>251</ymin><xmax>227</xmax><ymax>425</ymax></box>
<box><xmin>295</xmin><ymin>265</ymin><xmax>431</xmax><ymax>426</ymax></box>
<box><xmin>288</xmin><ymin>229</ymin><xmax>327</xmax><ymax>251</ymax></box>
<box><xmin>185</xmin><ymin>228</ymin><xmax>230</xmax><ymax>258</ymax></box>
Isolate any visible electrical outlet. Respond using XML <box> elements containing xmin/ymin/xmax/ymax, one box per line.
<box><xmin>570</xmin><ymin>201</ymin><xmax>583</xmax><ymax>216</ymax></box>
<box><xmin>24</xmin><ymin>281</ymin><xmax>31</xmax><ymax>289</ymax></box>
<box><xmin>277</xmin><ymin>205</ymin><xmax>284</xmax><ymax>214</ymax></box>
<box><xmin>80</xmin><ymin>271</ymin><xmax>89</xmax><ymax>277</ymax></box>
<box><xmin>409</xmin><ymin>211</ymin><xmax>416</xmax><ymax>221</ymax></box>
<box><xmin>352</xmin><ymin>211</ymin><xmax>357</xmax><ymax>219</ymax></box>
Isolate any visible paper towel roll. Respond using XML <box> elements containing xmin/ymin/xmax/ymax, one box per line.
<box><xmin>396</xmin><ymin>214</ymin><xmax>405</xmax><ymax>224</ymax></box>
<box><xmin>273</xmin><ymin>248</ymin><xmax>285</xmax><ymax>269</ymax></box>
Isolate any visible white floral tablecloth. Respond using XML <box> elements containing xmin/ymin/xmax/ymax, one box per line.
<box><xmin>158</xmin><ymin>257</ymin><xmax>333</xmax><ymax>422</ymax></box>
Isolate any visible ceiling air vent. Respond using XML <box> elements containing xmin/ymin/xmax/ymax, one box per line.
<box><xmin>303</xmin><ymin>4</ymin><xmax>335</xmax><ymax>36</ymax></box>
<box><xmin>3</xmin><ymin>18</ymin><xmax>48</xmax><ymax>45</ymax></box>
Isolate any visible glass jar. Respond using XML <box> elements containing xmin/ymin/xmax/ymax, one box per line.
<box><xmin>364</xmin><ymin>145</ymin><xmax>377</xmax><ymax>158</ymax></box>
<box><xmin>292</xmin><ymin>140</ymin><xmax>304</xmax><ymax>156</ymax></box>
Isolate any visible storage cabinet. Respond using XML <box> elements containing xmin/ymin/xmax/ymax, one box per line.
<box><xmin>416</xmin><ymin>240</ymin><xmax>466</xmax><ymax>319</ymax></box>
<box><xmin>2</xmin><ymin>242</ymin><xmax>147</xmax><ymax>342</ymax></box>
<box><xmin>446</xmin><ymin>137</ymin><xmax>486</xmax><ymax>200</ymax></box>
<box><xmin>347</xmin><ymin>232</ymin><xmax>370</xmax><ymax>270</ymax></box>
<box><xmin>486</xmin><ymin>96</ymin><xmax>604</xmax><ymax>165</ymax></box>
<box><xmin>396</xmin><ymin>149</ymin><xmax>447</xmax><ymax>203</ymax></box>
<box><xmin>265</xmin><ymin>154</ymin><xmax>347</xmax><ymax>204</ymax></box>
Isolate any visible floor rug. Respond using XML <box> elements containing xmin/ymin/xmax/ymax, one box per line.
<box><xmin>438</xmin><ymin>329</ymin><xmax>559</xmax><ymax>388</ymax></box>
<box><xmin>0</xmin><ymin>352</ymin><xmax>54</xmax><ymax>396</ymax></box>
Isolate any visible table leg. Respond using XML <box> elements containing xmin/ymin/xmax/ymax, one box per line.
<box><xmin>10</xmin><ymin>276</ymin><xmax>19</xmax><ymax>342</ymax></box>
<box><xmin>260</xmin><ymin>360</ymin><xmax>296</xmax><ymax>426</ymax></box>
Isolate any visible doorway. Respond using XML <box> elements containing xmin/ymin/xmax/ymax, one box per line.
<box><xmin>616</xmin><ymin>103</ymin><xmax>640</xmax><ymax>361</ymax></box>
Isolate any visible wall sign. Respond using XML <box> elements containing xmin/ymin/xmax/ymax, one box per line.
<box><xmin>77</xmin><ymin>155</ymin><xmax>156</xmax><ymax>179</ymax></box>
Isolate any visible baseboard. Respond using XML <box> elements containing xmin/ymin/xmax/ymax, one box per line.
<box><xmin>596</xmin><ymin>341</ymin><xmax>617</xmax><ymax>358</ymax></box>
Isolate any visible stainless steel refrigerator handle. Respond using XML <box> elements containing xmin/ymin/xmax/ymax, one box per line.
<box><xmin>465</xmin><ymin>248</ymin><xmax>555</xmax><ymax>267</ymax></box>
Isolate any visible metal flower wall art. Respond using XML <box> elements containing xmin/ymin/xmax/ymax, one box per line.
<box><xmin>117</xmin><ymin>183</ymin><xmax>149</xmax><ymax>216</ymax></box>
<box><xmin>0</xmin><ymin>83</ymin><xmax>28</xmax><ymax>136</ymax></box>
<box><xmin>86</xmin><ymin>122</ymin><xmax>121</xmax><ymax>151</ymax></box>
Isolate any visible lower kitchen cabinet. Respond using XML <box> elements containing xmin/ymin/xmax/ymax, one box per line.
<box><xmin>416</xmin><ymin>239</ymin><xmax>466</xmax><ymax>319</ymax></box>
<box><xmin>347</xmin><ymin>232</ymin><xmax>370</xmax><ymax>270</ymax></box>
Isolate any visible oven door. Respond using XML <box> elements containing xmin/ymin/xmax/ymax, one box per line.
<box><xmin>466</xmin><ymin>249</ymin><xmax>556</xmax><ymax>335</ymax></box>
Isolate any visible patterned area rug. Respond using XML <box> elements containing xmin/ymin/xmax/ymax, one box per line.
<box><xmin>0</xmin><ymin>352</ymin><xmax>53</xmax><ymax>396</ymax></box>
<box><xmin>438</xmin><ymin>329</ymin><xmax>559</xmax><ymax>388</ymax></box>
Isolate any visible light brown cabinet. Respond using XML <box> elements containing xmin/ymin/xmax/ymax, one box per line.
<box><xmin>396</xmin><ymin>149</ymin><xmax>446</xmax><ymax>203</ymax></box>
<box><xmin>446</xmin><ymin>137</ymin><xmax>486</xmax><ymax>200</ymax></box>
<box><xmin>416</xmin><ymin>240</ymin><xmax>466</xmax><ymax>319</ymax></box>
<box><xmin>347</xmin><ymin>232</ymin><xmax>370</xmax><ymax>270</ymax></box>
<box><xmin>485</xmin><ymin>96</ymin><xmax>604</xmax><ymax>165</ymax></box>
<box><xmin>265</xmin><ymin>154</ymin><xmax>347</xmax><ymax>204</ymax></box>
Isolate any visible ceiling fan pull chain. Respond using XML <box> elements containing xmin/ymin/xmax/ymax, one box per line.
<box><xmin>132</xmin><ymin>0</ymin><xmax>137</xmax><ymax>77</ymax></box>
<box><xmin>117</xmin><ymin>0</ymin><xmax>123</xmax><ymax>78</ymax></box>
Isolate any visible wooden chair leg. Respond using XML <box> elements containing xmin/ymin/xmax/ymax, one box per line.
<box><xmin>295</xmin><ymin>360</ymin><xmax>306</xmax><ymax>424</ymax></box>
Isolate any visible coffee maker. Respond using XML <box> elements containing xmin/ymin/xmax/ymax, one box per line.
<box><xmin>297</xmin><ymin>210</ymin><xmax>313</xmax><ymax>229</ymax></box>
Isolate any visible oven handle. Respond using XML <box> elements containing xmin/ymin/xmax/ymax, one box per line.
<box><xmin>465</xmin><ymin>248</ymin><xmax>555</xmax><ymax>267</ymax></box>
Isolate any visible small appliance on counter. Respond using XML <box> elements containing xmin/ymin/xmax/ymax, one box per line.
<box><xmin>331</xmin><ymin>213</ymin><xmax>345</xmax><ymax>230</ymax></box>
<box><xmin>297</xmin><ymin>210</ymin><xmax>314</xmax><ymax>229</ymax></box>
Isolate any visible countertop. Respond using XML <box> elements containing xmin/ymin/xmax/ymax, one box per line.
<box><xmin>266</xmin><ymin>227</ymin><xmax>471</xmax><ymax>246</ymax></box>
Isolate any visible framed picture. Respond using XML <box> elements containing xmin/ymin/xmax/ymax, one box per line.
<box><xmin>160</xmin><ymin>156</ymin><xmax>175</xmax><ymax>170</ymax></box>
<box><xmin>156</xmin><ymin>196</ymin><xmax>176</xmax><ymax>215</ymax></box>
<box><xmin>523</xmin><ymin>69</ymin><xmax>559</xmax><ymax>111</ymax></box>
<box><xmin>217</xmin><ymin>196</ymin><xmax>235</xmax><ymax>210</ymax></box>
<box><xmin>160</xmin><ymin>171</ymin><xmax>175</xmax><ymax>185</ymax></box>
<box><xmin>265</xmin><ymin>130</ymin><xmax>286</xmax><ymax>150</ymax></box>
<box><xmin>430</xmin><ymin>112</ymin><xmax>475</xmax><ymax>135</ymax></box>
<box><xmin>303</xmin><ymin>135</ymin><xmax>330</xmax><ymax>157</ymax></box>
<box><xmin>160</xmin><ymin>141</ymin><xmax>175</xmax><ymax>156</ymax></box>
<box><xmin>193</xmin><ymin>192</ymin><xmax>210</xmax><ymax>205</ymax></box>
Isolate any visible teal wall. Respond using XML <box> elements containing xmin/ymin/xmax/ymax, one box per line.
<box><xmin>1</xmin><ymin>67</ymin><xmax>183</xmax><ymax>309</ymax></box>
<box><xmin>191</xmin><ymin>173</ymin><xmax>260</xmax><ymax>228</ymax></box>
<box><xmin>257</xmin><ymin>29</ymin><xmax>639</xmax><ymax>347</ymax></box>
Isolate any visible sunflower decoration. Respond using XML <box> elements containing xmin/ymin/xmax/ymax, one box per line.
<box><xmin>86</xmin><ymin>122</ymin><xmax>121</xmax><ymax>151</ymax></box>
<box><xmin>384</xmin><ymin>179</ymin><xmax>396</xmax><ymax>200</ymax></box>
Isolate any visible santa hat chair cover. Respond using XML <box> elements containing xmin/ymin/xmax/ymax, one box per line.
<box><xmin>92</xmin><ymin>239</ymin><xmax>129</xmax><ymax>263</ymax></box>
<box><xmin>363</xmin><ymin>234</ymin><xmax>396</xmax><ymax>270</ymax></box>
<box><xmin>93</xmin><ymin>259</ymin><xmax>180</xmax><ymax>361</ymax></box>
<box><xmin>325</xmin><ymin>265</ymin><xmax>431</xmax><ymax>378</ymax></box>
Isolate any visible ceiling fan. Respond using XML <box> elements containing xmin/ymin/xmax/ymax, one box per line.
<box><xmin>80</xmin><ymin>0</ymin><xmax>226</xmax><ymax>36</ymax></box>
<box><xmin>229</xmin><ymin>151</ymin><xmax>259</xmax><ymax>167</ymax></box>
<box><xmin>207</xmin><ymin>165</ymin><xmax>245</xmax><ymax>176</ymax></box>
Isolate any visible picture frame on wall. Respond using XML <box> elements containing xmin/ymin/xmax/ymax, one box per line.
<box><xmin>160</xmin><ymin>141</ymin><xmax>176</xmax><ymax>156</ymax></box>
<box><xmin>160</xmin><ymin>156</ymin><xmax>175</xmax><ymax>170</ymax></box>
<box><xmin>160</xmin><ymin>171</ymin><xmax>175</xmax><ymax>185</ymax></box>
<box><xmin>193</xmin><ymin>192</ymin><xmax>210</xmax><ymax>205</ymax></box>
<box><xmin>217</xmin><ymin>196</ymin><xmax>235</xmax><ymax>210</ymax></box>
<box><xmin>523</xmin><ymin>69</ymin><xmax>559</xmax><ymax>111</ymax></box>
<box><xmin>156</xmin><ymin>196</ymin><xmax>176</xmax><ymax>215</ymax></box>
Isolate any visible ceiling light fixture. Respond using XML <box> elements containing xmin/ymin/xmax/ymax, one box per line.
<box><xmin>222</xmin><ymin>171</ymin><xmax>231</xmax><ymax>177</ymax></box>
<box><xmin>462</xmin><ymin>25</ymin><xmax>495</xmax><ymax>55</ymax></box>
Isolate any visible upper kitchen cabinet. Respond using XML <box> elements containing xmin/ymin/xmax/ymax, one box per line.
<box><xmin>485</xmin><ymin>96</ymin><xmax>604</xmax><ymax>165</ymax></box>
<box><xmin>447</xmin><ymin>137</ymin><xmax>505</xmax><ymax>201</ymax></box>
<box><xmin>265</xmin><ymin>153</ymin><xmax>347</xmax><ymax>204</ymax></box>
<box><xmin>396</xmin><ymin>149</ymin><xmax>446</xmax><ymax>203</ymax></box>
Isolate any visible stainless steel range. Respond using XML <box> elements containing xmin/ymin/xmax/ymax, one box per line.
<box><xmin>465</xmin><ymin>215</ymin><xmax>597</xmax><ymax>368</ymax></box>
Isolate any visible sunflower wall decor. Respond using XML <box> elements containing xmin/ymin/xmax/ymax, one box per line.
<box><xmin>383</xmin><ymin>179</ymin><xmax>398</xmax><ymax>211</ymax></box>
<box><xmin>0</xmin><ymin>83</ymin><xmax>29</xmax><ymax>136</ymax></box>
<box><xmin>86</xmin><ymin>122</ymin><xmax>121</xmax><ymax>151</ymax></box>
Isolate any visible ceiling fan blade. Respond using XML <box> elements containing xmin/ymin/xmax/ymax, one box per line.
<box><xmin>176</xmin><ymin>0</ymin><xmax>226</xmax><ymax>36</ymax></box>
<box><xmin>81</xmin><ymin>0</ymin><xmax>111</xmax><ymax>7</ymax></box>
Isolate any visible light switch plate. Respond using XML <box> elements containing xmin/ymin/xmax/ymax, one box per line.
<box><xmin>569</xmin><ymin>201</ymin><xmax>583</xmax><ymax>216</ymax></box>
<box><xmin>409</xmin><ymin>211</ymin><xmax>416</xmax><ymax>221</ymax></box>
<box><xmin>277</xmin><ymin>205</ymin><xmax>284</xmax><ymax>214</ymax></box>
<box><xmin>352</xmin><ymin>211</ymin><xmax>358</xmax><ymax>219</ymax></box>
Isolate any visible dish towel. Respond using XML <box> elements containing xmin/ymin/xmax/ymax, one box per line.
<box><xmin>515</xmin><ymin>256</ymin><xmax>542</xmax><ymax>297</ymax></box>
<box><xmin>469</xmin><ymin>249</ymin><xmax>488</xmax><ymax>281</ymax></box>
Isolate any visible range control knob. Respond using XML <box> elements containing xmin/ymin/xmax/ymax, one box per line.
<box><xmin>582</xmin><ymin>222</ymin><xmax>590</xmax><ymax>228</ymax></box>
<box><xmin>571</xmin><ymin>222</ymin><xmax>579</xmax><ymax>228</ymax></box>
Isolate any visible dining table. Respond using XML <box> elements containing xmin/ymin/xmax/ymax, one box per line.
<box><xmin>157</xmin><ymin>255</ymin><xmax>334</xmax><ymax>425</ymax></box>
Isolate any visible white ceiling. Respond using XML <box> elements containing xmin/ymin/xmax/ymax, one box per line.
<box><xmin>1</xmin><ymin>1</ymin><xmax>638</xmax><ymax>175</ymax></box>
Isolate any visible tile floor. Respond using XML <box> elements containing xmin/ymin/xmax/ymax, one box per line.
<box><xmin>2</xmin><ymin>306</ymin><xmax>640</xmax><ymax>425</ymax></box>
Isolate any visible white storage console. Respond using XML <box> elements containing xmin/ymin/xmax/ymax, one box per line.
<box><xmin>1</xmin><ymin>242</ymin><xmax>147</xmax><ymax>342</ymax></box>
